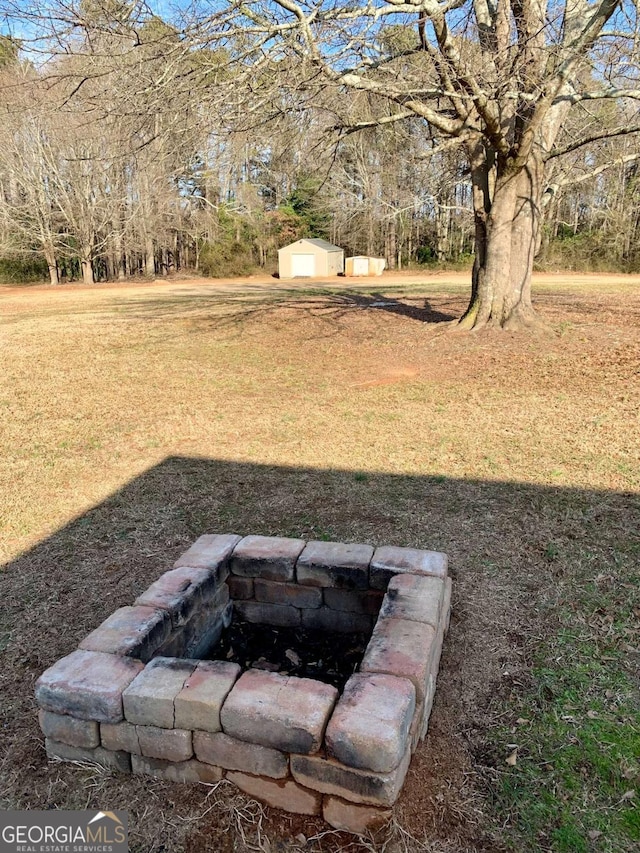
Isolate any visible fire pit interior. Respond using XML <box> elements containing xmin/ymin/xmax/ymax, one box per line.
<box><xmin>36</xmin><ymin>534</ymin><xmax>451</xmax><ymax>835</ymax></box>
<box><xmin>212</xmin><ymin>620</ymin><xmax>372</xmax><ymax>689</ymax></box>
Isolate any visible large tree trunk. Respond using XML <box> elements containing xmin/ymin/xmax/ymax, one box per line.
<box><xmin>80</xmin><ymin>241</ymin><xmax>95</xmax><ymax>285</ymax></box>
<box><xmin>113</xmin><ymin>230</ymin><xmax>126</xmax><ymax>281</ymax></box>
<box><xmin>144</xmin><ymin>235</ymin><xmax>155</xmax><ymax>277</ymax></box>
<box><xmin>459</xmin><ymin>94</ymin><xmax>571</xmax><ymax>332</ymax></box>
<box><xmin>81</xmin><ymin>260</ymin><xmax>94</xmax><ymax>285</ymax></box>
<box><xmin>43</xmin><ymin>244</ymin><xmax>59</xmax><ymax>286</ymax></box>
<box><xmin>385</xmin><ymin>216</ymin><xmax>397</xmax><ymax>270</ymax></box>
<box><xmin>503</xmin><ymin>152</ymin><xmax>545</xmax><ymax>328</ymax></box>
<box><xmin>435</xmin><ymin>201</ymin><xmax>450</xmax><ymax>263</ymax></box>
<box><xmin>460</xmin><ymin>146</ymin><xmax>545</xmax><ymax>330</ymax></box>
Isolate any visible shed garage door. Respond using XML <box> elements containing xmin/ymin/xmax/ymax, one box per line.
<box><xmin>353</xmin><ymin>257</ymin><xmax>369</xmax><ymax>275</ymax></box>
<box><xmin>291</xmin><ymin>254</ymin><xmax>315</xmax><ymax>277</ymax></box>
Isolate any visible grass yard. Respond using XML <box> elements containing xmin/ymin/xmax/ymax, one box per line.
<box><xmin>0</xmin><ymin>272</ymin><xmax>638</xmax><ymax>852</ymax></box>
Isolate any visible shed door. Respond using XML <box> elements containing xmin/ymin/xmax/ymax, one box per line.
<box><xmin>353</xmin><ymin>257</ymin><xmax>369</xmax><ymax>276</ymax></box>
<box><xmin>291</xmin><ymin>253</ymin><xmax>315</xmax><ymax>277</ymax></box>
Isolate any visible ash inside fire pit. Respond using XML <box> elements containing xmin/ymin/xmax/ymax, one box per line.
<box><xmin>211</xmin><ymin>619</ymin><xmax>369</xmax><ymax>689</ymax></box>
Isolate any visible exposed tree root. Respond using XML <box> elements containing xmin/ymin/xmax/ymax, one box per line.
<box><xmin>452</xmin><ymin>308</ymin><xmax>553</xmax><ymax>333</ymax></box>
<box><xmin>502</xmin><ymin>307</ymin><xmax>554</xmax><ymax>334</ymax></box>
<box><xmin>455</xmin><ymin>301</ymin><xmax>480</xmax><ymax>331</ymax></box>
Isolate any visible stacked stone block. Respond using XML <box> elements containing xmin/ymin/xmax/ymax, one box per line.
<box><xmin>230</xmin><ymin>536</ymin><xmax>383</xmax><ymax>634</ymax></box>
<box><xmin>36</xmin><ymin>533</ymin><xmax>451</xmax><ymax>835</ymax></box>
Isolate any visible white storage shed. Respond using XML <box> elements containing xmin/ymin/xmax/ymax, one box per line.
<box><xmin>278</xmin><ymin>238</ymin><xmax>344</xmax><ymax>279</ymax></box>
<box><xmin>345</xmin><ymin>256</ymin><xmax>386</xmax><ymax>277</ymax></box>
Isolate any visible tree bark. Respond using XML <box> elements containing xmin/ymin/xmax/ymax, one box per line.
<box><xmin>113</xmin><ymin>230</ymin><xmax>126</xmax><ymax>281</ymax></box>
<box><xmin>460</xmin><ymin>146</ymin><xmax>546</xmax><ymax>330</ymax></box>
<box><xmin>43</xmin><ymin>244</ymin><xmax>59</xmax><ymax>286</ymax></box>
<box><xmin>435</xmin><ymin>202</ymin><xmax>450</xmax><ymax>262</ymax></box>
<box><xmin>386</xmin><ymin>216</ymin><xmax>397</xmax><ymax>269</ymax></box>
<box><xmin>144</xmin><ymin>235</ymin><xmax>155</xmax><ymax>277</ymax></box>
<box><xmin>81</xmin><ymin>254</ymin><xmax>94</xmax><ymax>285</ymax></box>
<box><xmin>502</xmin><ymin>153</ymin><xmax>545</xmax><ymax>328</ymax></box>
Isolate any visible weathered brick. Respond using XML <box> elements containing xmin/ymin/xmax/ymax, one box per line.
<box><xmin>231</xmin><ymin>535</ymin><xmax>305</xmax><ymax>582</ymax></box>
<box><xmin>36</xmin><ymin>650</ymin><xmax>144</xmax><ymax>723</ymax></box>
<box><xmin>194</xmin><ymin>731</ymin><xmax>288</xmax><ymax>778</ymax></box>
<box><xmin>301</xmin><ymin>607</ymin><xmax>372</xmax><ymax>634</ymax></box>
<box><xmin>101</xmin><ymin>721</ymin><xmax>141</xmax><ymax>755</ymax></box>
<box><xmin>79</xmin><ymin>606</ymin><xmax>171</xmax><ymax>663</ymax></box>
<box><xmin>153</xmin><ymin>629</ymin><xmax>187</xmax><ymax>660</ymax></box>
<box><xmin>323</xmin><ymin>588</ymin><xmax>384</xmax><ymax>615</ymax></box>
<box><xmin>296</xmin><ymin>541</ymin><xmax>373</xmax><ymax>590</ymax></box>
<box><xmin>234</xmin><ymin>600</ymin><xmax>301</xmax><ymax>628</ymax></box>
<box><xmin>443</xmin><ymin>576</ymin><xmax>452</xmax><ymax>634</ymax></box>
<box><xmin>254</xmin><ymin>579</ymin><xmax>322</xmax><ymax>609</ymax></box>
<box><xmin>223</xmin><ymin>600</ymin><xmax>234</xmax><ymax>627</ymax></box>
<box><xmin>182</xmin><ymin>592</ymin><xmax>230</xmax><ymax>659</ymax></box>
<box><xmin>123</xmin><ymin>658</ymin><xmax>196</xmax><ymax>728</ymax></box>
<box><xmin>221</xmin><ymin>670</ymin><xmax>338</xmax><ymax>754</ymax></box>
<box><xmin>360</xmin><ymin>617</ymin><xmax>436</xmax><ymax>703</ymax></box>
<box><xmin>132</xmin><ymin>754</ymin><xmax>222</xmax><ymax>784</ymax></box>
<box><xmin>174</xmin><ymin>661</ymin><xmax>241</xmax><ymax>732</ymax></box>
<box><xmin>431</xmin><ymin>622</ymin><xmax>444</xmax><ymax>680</ymax></box>
<box><xmin>38</xmin><ymin>711</ymin><xmax>99</xmax><ymax>749</ymax></box>
<box><xmin>184</xmin><ymin>621</ymin><xmax>224</xmax><ymax>661</ymax></box>
<box><xmin>418</xmin><ymin>674</ymin><xmax>436</xmax><ymax>743</ymax></box>
<box><xmin>323</xmin><ymin>796</ymin><xmax>392</xmax><ymax>835</ymax></box>
<box><xmin>45</xmin><ymin>739</ymin><xmax>131</xmax><ymax>773</ymax></box>
<box><xmin>369</xmin><ymin>546</ymin><xmax>448</xmax><ymax>590</ymax></box>
<box><xmin>291</xmin><ymin>747</ymin><xmax>411</xmax><ymax>807</ymax></box>
<box><xmin>174</xmin><ymin>533</ymin><xmax>242</xmax><ymax>581</ymax></box>
<box><xmin>431</xmin><ymin>622</ymin><xmax>445</xmax><ymax>681</ymax></box>
<box><xmin>415</xmin><ymin>579</ymin><xmax>450</xmax><ymax>746</ymax></box>
<box><xmin>380</xmin><ymin>574</ymin><xmax>445</xmax><ymax>628</ymax></box>
<box><xmin>325</xmin><ymin>673</ymin><xmax>415</xmax><ymax>773</ymax></box>
<box><xmin>227</xmin><ymin>576</ymin><xmax>254</xmax><ymax>601</ymax></box>
<box><xmin>226</xmin><ymin>772</ymin><xmax>321</xmax><ymax>815</ymax></box>
<box><xmin>137</xmin><ymin>725</ymin><xmax>193</xmax><ymax>762</ymax></box>
<box><xmin>410</xmin><ymin>697</ymin><xmax>423</xmax><ymax>753</ymax></box>
<box><xmin>205</xmin><ymin>582</ymin><xmax>230</xmax><ymax>614</ymax></box>
<box><xmin>135</xmin><ymin>566</ymin><xmax>220</xmax><ymax>628</ymax></box>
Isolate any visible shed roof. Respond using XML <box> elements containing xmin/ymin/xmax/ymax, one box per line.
<box><xmin>280</xmin><ymin>238</ymin><xmax>343</xmax><ymax>253</ymax></box>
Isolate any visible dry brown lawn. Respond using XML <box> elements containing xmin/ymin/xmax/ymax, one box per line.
<box><xmin>0</xmin><ymin>271</ymin><xmax>638</xmax><ymax>852</ymax></box>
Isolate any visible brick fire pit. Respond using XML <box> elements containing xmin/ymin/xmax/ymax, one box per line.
<box><xmin>36</xmin><ymin>534</ymin><xmax>451</xmax><ymax>835</ymax></box>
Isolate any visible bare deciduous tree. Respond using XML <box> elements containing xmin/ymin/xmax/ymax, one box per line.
<box><xmin>1</xmin><ymin>0</ymin><xmax>640</xmax><ymax>302</ymax></box>
<box><xmin>193</xmin><ymin>0</ymin><xmax>640</xmax><ymax>328</ymax></box>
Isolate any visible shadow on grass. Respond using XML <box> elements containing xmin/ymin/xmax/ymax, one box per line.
<box><xmin>0</xmin><ymin>457</ymin><xmax>637</xmax><ymax>852</ymax></box>
<box><xmin>113</xmin><ymin>287</ymin><xmax>460</xmax><ymax>328</ymax></box>
<box><xmin>341</xmin><ymin>292</ymin><xmax>456</xmax><ymax>323</ymax></box>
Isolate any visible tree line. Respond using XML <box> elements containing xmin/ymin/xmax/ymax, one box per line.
<box><xmin>0</xmin><ymin>1</ymin><xmax>639</xmax><ymax>300</ymax></box>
